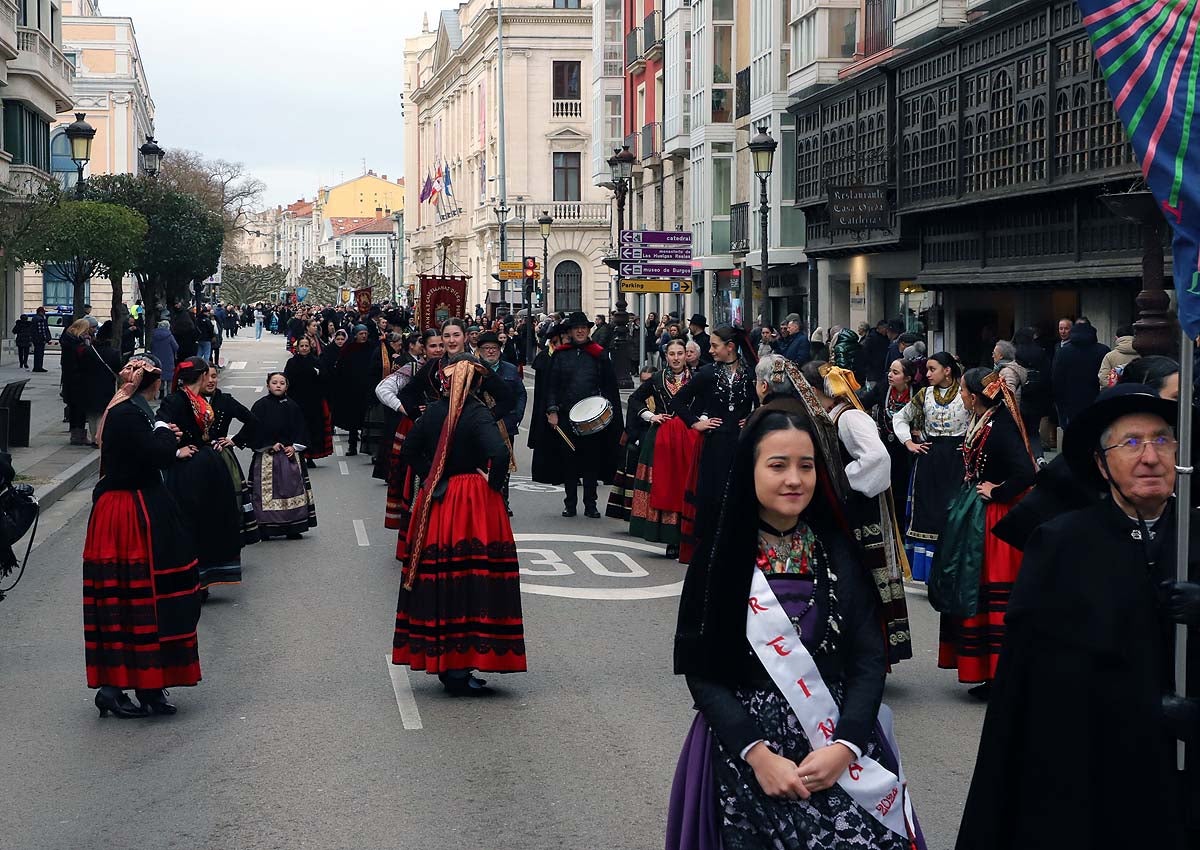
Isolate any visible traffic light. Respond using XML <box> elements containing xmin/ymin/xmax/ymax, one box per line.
<box><xmin>523</xmin><ymin>256</ymin><xmax>538</xmax><ymax>281</ymax></box>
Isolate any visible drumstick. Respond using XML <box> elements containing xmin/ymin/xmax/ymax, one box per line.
<box><xmin>553</xmin><ymin>425</ymin><xmax>576</xmax><ymax>452</ymax></box>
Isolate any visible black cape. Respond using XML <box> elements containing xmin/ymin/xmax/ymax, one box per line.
<box><xmin>527</xmin><ymin>350</ymin><xmax>568</xmax><ymax>486</ymax></box>
<box><xmin>956</xmin><ymin>498</ymin><xmax>1192</xmax><ymax>850</ymax></box>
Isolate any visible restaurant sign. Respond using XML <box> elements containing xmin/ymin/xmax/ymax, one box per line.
<box><xmin>828</xmin><ymin>185</ymin><xmax>889</xmax><ymax>231</ymax></box>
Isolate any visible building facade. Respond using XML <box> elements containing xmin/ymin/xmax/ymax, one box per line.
<box><xmin>1</xmin><ymin>0</ymin><xmax>75</xmax><ymax>344</ymax></box>
<box><xmin>404</xmin><ymin>1</ymin><xmax>614</xmax><ymax>318</ymax></box>
<box><xmin>791</xmin><ymin>0</ymin><xmax>1141</xmax><ymax>363</ymax></box>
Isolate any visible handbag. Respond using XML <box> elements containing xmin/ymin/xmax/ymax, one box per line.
<box><xmin>928</xmin><ymin>482</ymin><xmax>986</xmax><ymax>617</ymax></box>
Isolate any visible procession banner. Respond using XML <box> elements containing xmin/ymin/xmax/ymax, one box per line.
<box><xmin>354</xmin><ymin>287</ymin><xmax>373</xmax><ymax>316</ymax></box>
<box><xmin>418</xmin><ymin>275</ymin><xmax>468</xmax><ymax>331</ymax></box>
<box><xmin>1077</xmin><ymin>0</ymin><xmax>1200</xmax><ymax>336</ymax></box>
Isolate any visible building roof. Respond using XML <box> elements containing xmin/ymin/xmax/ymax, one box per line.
<box><xmin>284</xmin><ymin>199</ymin><xmax>313</xmax><ymax>218</ymax></box>
<box><xmin>328</xmin><ymin>217</ymin><xmax>378</xmax><ymax>237</ymax></box>
<box><xmin>341</xmin><ymin>217</ymin><xmax>399</xmax><ymax>237</ymax></box>
<box><xmin>440</xmin><ymin>10</ymin><xmax>463</xmax><ymax>51</ymax></box>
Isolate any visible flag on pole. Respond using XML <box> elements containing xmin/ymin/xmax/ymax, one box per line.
<box><xmin>443</xmin><ymin>160</ymin><xmax>454</xmax><ymax>198</ymax></box>
<box><xmin>431</xmin><ymin>163</ymin><xmax>444</xmax><ymax>205</ymax></box>
<box><xmin>1078</xmin><ymin>0</ymin><xmax>1200</xmax><ymax>337</ymax></box>
<box><xmin>419</xmin><ymin>172</ymin><xmax>433</xmax><ymax>204</ymax></box>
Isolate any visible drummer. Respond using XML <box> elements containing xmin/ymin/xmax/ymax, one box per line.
<box><xmin>545</xmin><ymin>311</ymin><xmax>623</xmax><ymax>518</ymax></box>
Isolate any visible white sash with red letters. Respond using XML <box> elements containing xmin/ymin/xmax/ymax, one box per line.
<box><xmin>746</xmin><ymin>567</ymin><xmax>916</xmax><ymax>840</ymax></box>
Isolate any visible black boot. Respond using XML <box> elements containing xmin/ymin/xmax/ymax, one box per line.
<box><xmin>135</xmin><ymin>689</ymin><xmax>178</xmax><ymax>715</ymax></box>
<box><xmin>346</xmin><ymin>430</ymin><xmax>359</xmax><ymax>457</ymax></box>
<box><xmin>95</xmin><ymin>687</ymin><xmax>149</xmax><ymax>719</ymax></box>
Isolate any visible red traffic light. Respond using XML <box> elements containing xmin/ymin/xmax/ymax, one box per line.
<box><xmin>523</xmin><ymin>256</ymin><xmax>538</xmax><ymax>279</ymax></box>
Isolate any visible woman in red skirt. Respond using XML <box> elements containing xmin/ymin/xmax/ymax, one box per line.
<box><xmin>85</xmin><ymin>354</ymin><xmax>202</xmax><ymax>718</ymax></box>
<box><xmin>936</xmin><ymin>368</ymin><xmax>1037</xmax><ymax>699</ymax></box>
<box><xmin>393</xmin><ymin>354</ymin><xmax>526</xmax><ymax>696</ymax></box>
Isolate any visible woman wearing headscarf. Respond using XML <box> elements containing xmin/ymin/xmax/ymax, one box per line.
<box><xmin>157</xmin><ymin>358</ymin><xmax>243</xmax><ymax>591</ymax></box>
<box><xmin>374</xmin><ymin>331</ymin><xmax>431</xmax><ymax>485</ymax></box>
<box><xmin>667</xmin><ymin>400</ymin><xmax>924</xmax><ymax>850</ymax></box>
<box><xmin>363</xmin><ymin>331</ymin><xmax>409</xmax><ymax>470</ymax></box>
<box><xmin>930</xmin><ymin>368</ymin><xmax>1037</xmax><ymax>699</ymax></box>
<box><xmin>628</xmin><ymin>339</ymin><xmax>699</xmax><ymax>558</ymax></box>
<box><xmin>380</xmin><ymin>331</ymin><xmax>443</xmax><ymax>540</ymax></box>
<box><xmin>249</xmin><ymin>372</ymin><xmax>317</xmax><ymax>540</ymax></box>
<box><xmin>85</xmin><ymin>354</ymin><xmax>202</xmax><ymax>718</ymax></box>
<box><xmin>392</xmin><ymin>354</ymin><xmax>526</xmax><ymax>696</ymax></box>
<box><xmin>890</xmin><ymin>351</ymin><xmax>970</xmax><ymax>581</ymax></box>
<box><xmin>202</xmin><ymin>364</ymin><xmax>259</xmax><ymax>547</ymax></box>
<box><xmin>669</xmin><ymin>325</ymin><xmax>758</xmax><ymax>564</ymax></box>
<box><xmin>333</xmin><ymin>324</ymin><xmax>382</xmax><ymax>456</ymax></box>
<box><xmin>397</xmin><ymin>319</ymin><xmax>514</xmax><ymax>432</ymax></box>
<box><xmin>284</xmin><ymin>336</ymin><xmax>333</xmax><ymax>468</ymax></box>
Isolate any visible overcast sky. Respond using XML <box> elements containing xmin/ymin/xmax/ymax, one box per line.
<box><xmin>103</xmin><ymin>0</ymin><xmax>449</xmax><ymax>207</ymax></box>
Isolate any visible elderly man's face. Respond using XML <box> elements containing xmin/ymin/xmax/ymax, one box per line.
<box><xmin>1059</xmin><ymin>320</ymin><xmax>1072</xmax><ymax>341</ymax></box>
<box><xmin>1097</xmin><ymin>412</ymin><xmax>1177</xmax><ymax>514</ymax></box>
<box><xmin>478</xmin><ymin>343</ymin><xmax>501</xmax><ymax>364</ymax></box>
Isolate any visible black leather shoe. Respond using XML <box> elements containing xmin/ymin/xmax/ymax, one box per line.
<box><xmin>95</xmin><ymin>688</ymin><xmax>149</xmax><ymax>719</ymax></box>
<box><xmin>136</xmin><ymin>689</ymin><xmax>178</xmax><ymax>715</ymax></box>
<box><xmin>584</xmin><ymin>507</ymin><xmax>602</xmax><ymax>519</ymax></box>
<box><xmin>561</xmin><ymin>508</ymin><xmax>577</xmax><ymax>518</ymax></box>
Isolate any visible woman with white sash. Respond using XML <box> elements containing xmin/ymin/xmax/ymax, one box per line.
<box><xmin>668</xmin><ymin>399</ymin><xmax>924</xmax><ymax>850</ymax></box>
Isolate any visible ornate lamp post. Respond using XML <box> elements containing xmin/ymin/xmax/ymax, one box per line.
<box><xmin>139</xmin><ymin>134</ymin><xmax>164</xmax><ymax>178</ymax></box>
<box><xmin>533</xmin><ymin>210</ymin><xmax>553</xmax><ymax>363</ymax></box>
<box><xmin>64</xmin><ymin>113</ymin><xmax>96</xmax><ymax>199</ymax></box>
<box><xmin>361</xmin><ymin>245</ymin><xmax>371</xmax><ymax>296</ymax></box>
<box><xmin>495</xmin><ymin>203</ymin><xmax>511</xmax><ymax>310</ymax></box>
<box><xmin>1100</xmin><ymin>190</ymin><xmax>1176</xmax><ymax>356</ymax></box>
<box><xmin>341</xmin><ymin>248</ymin><xmax>351</xmax><ymax>304</ymax></box>
<box><xmin>388</xmin><ymin>234</ymin><xmax>399</xmax><ymax>304</ymax></box>
<box><xmin>608</xmin><ymin>145</ymin><xmax>637</xmax><ymax>389</ymax></box>
<box><xmin>748</xmin><ymin>125</ymin><xmax>777</xmax><ymax>332</ymax></box>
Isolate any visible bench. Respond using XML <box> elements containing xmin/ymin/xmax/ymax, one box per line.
<box><xmin>0</xmin><ymin>379</ymin><xmax>31</xmax><ymax>451</ymax></box>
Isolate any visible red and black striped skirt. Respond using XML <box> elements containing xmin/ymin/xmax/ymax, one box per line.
<box><xmin>392</xmin><ymin>474</ymin><xmax>527</xmax><ymax>675</ymax></box>
<box><xmin>386</xmin><ymin>417</ymin><xmax>416</xmax><ymax>537</ymax></box>
<box><xmin>304</xmin><ymin>399</ymin><xmax>334</xmax><ymax>460</ymax></box>
<box><xmin>83</xmin><ymin>487</ymin><xmax>202</xmax><ymax>690</ymax></box>
<box><xmin>937</xmin><ymin>500</ymin><xmax>1022</xmax><ymax>683</ymax></box>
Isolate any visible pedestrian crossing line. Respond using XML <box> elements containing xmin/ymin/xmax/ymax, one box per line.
<box><xmin>228</xmin><ymin>361</ymin><xmax>247</xmax><ymax>370</ymax></box>
<box><xmin>338</xmin><ymin>461</ymin><xmax>349</xmax><ymax>475</ymax></box>
<box><xmin>386</xmin><ymin>656</ymin><xmax>424</xmax><ymax>730</ymax></box>
<box><xmin>334</xmin><ymin>443</ymin><xmax>344</xmax><ymax>456</ymax></box>
<box><xmin>353</xmin><ymin>519</ymin><xmax>369</xmax><ymax>547</ymax></box>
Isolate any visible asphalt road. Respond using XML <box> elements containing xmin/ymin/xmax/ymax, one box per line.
<box><xmin>0</xmin><ymin>335</ymin><xmax>985</xmax><ymax>850</ymax></box>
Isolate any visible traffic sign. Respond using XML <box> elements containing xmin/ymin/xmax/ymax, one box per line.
<box><xmin>619</xmin><ymin>246</ymin><xmax>693</xmax><ymax>261</ymax></box>
<box><xmin>620</xmin><ymin>278</ymin><xmax>694</xmax><ymax>294</ymax></box>
<box><xmin>620</xmin><ymin>229</ymin><xmax>693</xmax><ymax>246</ymax></box>
<box><xmin>498</xmin><ymin>259</ymin><xmax>539</xmax><ymax>280</ymax></box>
<box><xmin>620</xmin><ymin>262</ymin><xmax>695</xmax><ymax>278</ymax></box>
<box><xmin>499</xmin><ymin>270</ymin><xmax>529</xmax><ymax>280</ymax></box>
<box><xmin>499</xmin><ymin>261</ymin><xmax>524</xmax><ymax>271</ymax></box>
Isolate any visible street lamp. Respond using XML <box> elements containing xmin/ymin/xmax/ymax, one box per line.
<box><xmin>64</xmin><ymin>112</ymin><xmax>96</xmax><ymax>199</ymax></box>
<box><xmin>748</xmin><ymin>125</ymin><xmax>777</xmax><ymax>333</ymax></box>
<box><xmin>341</xmin><ymin>248</ymin><xmax>351</xmax><ymax>303</ymax></box>
<box><xmin>139</xmin><ymin>134</ymin><xmax>164</xmax><ymax>178</ymax></box>
<box><xmin>532</xmin><ymin>209</ymin><xmax>553</xmax><ymax>364</ymax></box>
<box><xmin>361</xmin><ymin>245</ymin><xmax>371</xmax><ymax>296</ymax></box>
<box><xmin>388</xmin><ymin>234</ymin><xmax>399</xmax><ymax>304</ymax></box>
<box><xmin>607</xmin><ymin>145</ymin><xmax>637</xmax><ymax>389</ymax></box>
<box><xmin>495</xmin><ymin>203</ymin><xmax>511</xmax><ymax>310</ymax></box>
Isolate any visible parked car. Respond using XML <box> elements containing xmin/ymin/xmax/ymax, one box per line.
<box><xmin>44</xmin><ymin>309</ymin><xmax>71</xmax><ymax>348</ymax></box>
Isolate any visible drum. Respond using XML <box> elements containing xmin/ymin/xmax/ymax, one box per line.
<box><xmin>568</xmin><ymin>396</ymin><xmax>613</xmax><ymax>436</ymax></box>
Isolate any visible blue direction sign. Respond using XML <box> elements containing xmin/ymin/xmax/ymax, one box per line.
<box><xmin>620</xmin><ymin>229</ymin><xmax>693</xmax><ymax>246</ymax></box>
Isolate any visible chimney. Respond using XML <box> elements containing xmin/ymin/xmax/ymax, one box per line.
<box><xmin>375</xmin><ymin>207</ymin><xmax>384</xmax><ymax>220</ymax></box>
<box><xmin>382</xmin><ymin>174</ymin><xmax>388</xmax><ymax>181</ymax></box>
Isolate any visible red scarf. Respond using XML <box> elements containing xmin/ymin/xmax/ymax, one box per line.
<box><xmin>554</xmin><ymin>341</ymin><xmax>606</xmax><ymax>358</ymax></box>
<box><xmin>182</xmin><ymin>386</ymin><xmax>214</xmax><ymax>440</ymax></box>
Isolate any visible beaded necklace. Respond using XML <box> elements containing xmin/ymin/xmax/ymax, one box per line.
<box><xmin>715</xmin><ymin>361</ymin><xmax>745</xmax><ymax>413</ymax></box>
<box><xmin>754</xmin><ymin>519</ymin><xmax>842</xmax><ymax>655</ymax></box>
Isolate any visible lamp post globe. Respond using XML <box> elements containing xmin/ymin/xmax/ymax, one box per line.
<box><xmin>64</xmin><ymin>113</ymin><xmax>96</xmax><ymax>198</ymax></box>
<box><xmin>139</xmin><ymin>134</ymin><xmax>164</xmax><ymax>178</ymax></box>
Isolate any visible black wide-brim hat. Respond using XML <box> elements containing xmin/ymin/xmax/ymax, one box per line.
<box><xmin>1062</xmin><ymin>383</ymin><xmax>1178</xmax><ymax>489</ymax></box>
<box><xmin>689</xmin><ymin>313</ymin><xmax>708</xmax><ymax>327</ymax></box>
<box><xmin>564</xmin><ymin>311</ymin><xmax>592</xmax><ymax>329</ymax></box>
<box><xmin>476</xmin><ymin>331</ymin><xmax>501</xmax><ymax>348</ymax></box>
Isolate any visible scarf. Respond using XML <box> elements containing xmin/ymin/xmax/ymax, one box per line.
<box><xmin>182</xmin><ymin>385</ymin><xmax>214</xmax><ymax>440</ymax></box>
<box><xmin>96</xmin><ymin>356</ymin><xmax>161</xmax><ymax>449</ymax></box>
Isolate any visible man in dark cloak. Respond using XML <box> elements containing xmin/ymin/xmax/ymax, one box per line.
<box><xmin>527</xmin><ymin>323</ymin><xmax>568</xmax><ymax>487</ymax></box>
<box><xmin>956</xmin><ymin>384</ymin><xmax>1198</xmax><ymax>850</ymax></box>
<box><xmin>544</xmin><ymin>311</ymin><xmax>622</xmax><ymax>518</ymax></box>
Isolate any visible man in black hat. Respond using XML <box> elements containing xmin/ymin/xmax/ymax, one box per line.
<box><xmin>688</xmin><ymin>314</ymin><xmax>712</xmax><ymax>366</ymax></box>
<box><xmin>958</xmin><ymin>384</ymin><xmax>1198</xmax><ymax>850</ymax></box>
<box><xmin>545</xmin><ymin>311</ymin><xmax>622</xmax><ymax>518</ymax></box>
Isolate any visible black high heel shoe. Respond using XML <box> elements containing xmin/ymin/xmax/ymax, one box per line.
<box><xmin>135</xmin><ymin>689</ymin><xmax>178</xmax><ymax>715</ymax></box>
<box><xmin>95</xmin><ymin>688</ymin><xmax>149</xmax><ymax>719</ymax></box>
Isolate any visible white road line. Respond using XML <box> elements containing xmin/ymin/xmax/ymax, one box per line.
<box><xmin>334</xmin><ymin>443</ymin><xmax>344</xmax><ymax>456</ymax></box>
<box><xmin>338</xmin><ymin>461</ymin><xmax>349</xmax><ymax>475</ymax></box>
<box><xmin>228</xmin><ymin>361</ymin><xmax>247</xmax><ymax>370</ymax></box>
<box><xmin>223</xmin><ymin>385</ymin><xmax>260</xmax><ymax>390</ymax></box>
<box><xmin>353</xmin><ymin>519</ymin><xmax>369</xmax><ymax>547</ymax></box>
<box><xmin>261</xmin><ymin>360</ymin><xmax>279</xmax><ymax>365</ymax></box>
<box><xmin>386</xmin><ymin>657</ymin><xmax>423</xmax><ymax>730</ymax></box>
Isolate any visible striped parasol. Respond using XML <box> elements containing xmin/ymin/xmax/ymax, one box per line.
<box><xmin>1078</xmin><ymin>0</ymin><xmax>1200</xmax><ymax>336</ymax></box>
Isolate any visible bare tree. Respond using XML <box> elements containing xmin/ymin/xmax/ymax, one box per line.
<box><xmin>160</xmin><ymin>149</ymin><xmax>266</xmax><ymax>245</ymax></box>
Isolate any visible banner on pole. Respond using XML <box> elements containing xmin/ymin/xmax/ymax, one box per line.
<box><xmin>354</xmin><ymin>287</ymin><xmax>373</xmax><ymax>316</ymax></box>
<box><xmin>418</xmin><ymin>275</ymin><xmax>468</xmax><ymax>331</ymax></box>
<box><xmin>1078</xmin><ymin>0</ymin><xmax>1200</xmax><ymax>337</ymax></box>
